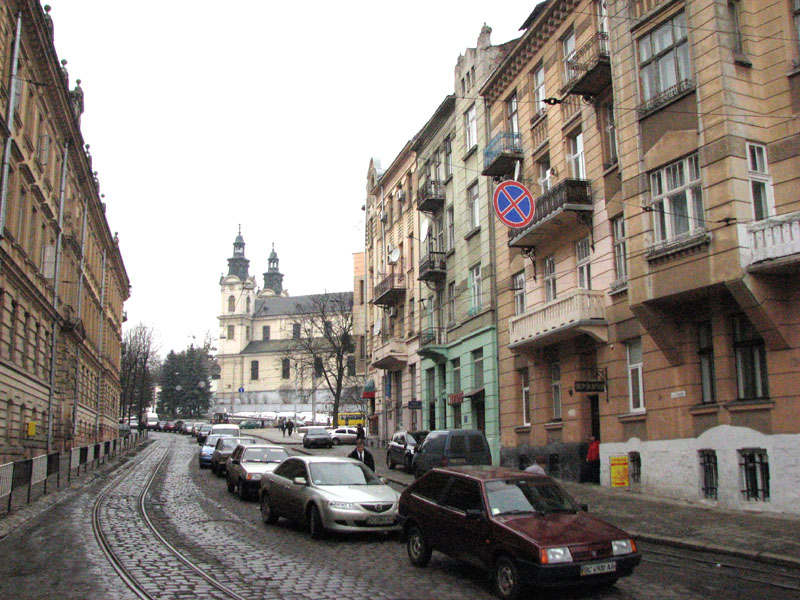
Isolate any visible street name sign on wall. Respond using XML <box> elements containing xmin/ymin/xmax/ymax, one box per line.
<box><xmin>493</xmin><ymin>180</ymin><xmax>535</xmax><ymax>228</ymax></box>
<box><xmin>408</xmin><ymin>400</ymin><xmax>422</xmax><ymax>409</ymax></box>
<box><xmin>575</xmin><ymin>381</ymin><xmax>605</xmax><ymax>393</ymax></box>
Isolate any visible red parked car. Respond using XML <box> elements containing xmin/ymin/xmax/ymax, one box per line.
<box><xmin>398</xmin><ymin>466</ymin><xmax>640</xmax><ymax>600</ymax></box>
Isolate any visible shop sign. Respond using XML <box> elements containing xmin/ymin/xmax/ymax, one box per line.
<box><xmin>575</xmin><ymin>380</ymin><xmax>605</xmax><ymax>393</ymax></box>
<box><xmin>610</xmin><ymin>455</ymin><xmax>630</xmax><ymax>488</ymax></box>
<box><xmin>447</xmin><ymin>392</ymin><xmax>463</xmax><ymax>405</ymax></box>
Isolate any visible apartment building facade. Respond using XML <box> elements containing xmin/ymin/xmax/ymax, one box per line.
<box><xmin>482</xmin><ymin>0</ymin><xmax>800</xmax><ymax>513</ymax></box>
<box><xmin>0</xmin><ymin>1</ymin><xmax>129</xmax><ymax>461</ymax></box>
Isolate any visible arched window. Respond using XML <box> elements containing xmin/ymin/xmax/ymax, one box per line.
<box><xmin>228</xmin><ymin>296</ymin><xmax>235</xmax><ymax>312</ymax></box>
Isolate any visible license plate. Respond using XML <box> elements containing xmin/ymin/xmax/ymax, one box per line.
<box><xmin>581</xmin><ymin>562</ymin><xmax>616</xmax><ymax>576</ymax></box>
<box><xmin>366</xmin><ymin>515</ymin><xmax>395</xmax><ymax>525</ymax></box>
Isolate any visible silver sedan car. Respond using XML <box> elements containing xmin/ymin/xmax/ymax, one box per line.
<box><xmin>258</xmin><ymin>456</ymin><xmax>400</xmax><ymax>539</ymax></box>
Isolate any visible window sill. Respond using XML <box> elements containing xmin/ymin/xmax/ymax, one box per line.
<box><xmin>444</xmin><ymin>173</ymin><xmax>453</xmax><ymax>185</ymax></box>
<box><xmin>608</xmin><ymin>279</ymin><xmax>628</xmax><ymax>296</ymax></box>
<box><xmin>645</xmin><ymin>230</ymin><xmax>711</xmax><ymax>262</ymax></box>
<box><xmin>688</xmin><ymin>402</ymin><xmax>720</xmax><ymax>416</ymax></box>
<box><xmin>462</xmin><ymin>145</ymin><xmax>478</xmax><ymax>161</ymax></box>
<box><xmin>602</xmin><ymin>161</ymin><xmax>619</xmax><ymax>176</ymax></box>
<box><xmin>618</xmin><ymin>411</ymin><xmax>646</xmax><ymax>423</ymax></box>
<box><xmin>724</xmin><ymin>399</ymin><xmax>774</xmax><ymax>412</ymax></box>
<box><xmin>464</xmin><ymin>226</ymin><xmax>481</xmax><ymax>241</ymax></box>
<box><xmin>514</xmin><ymin>425</ymin><xmax>531</xmax><ymax>434</ymax></box>
<box><xmin>544</xmin><ymin>420</ymin><xmax>563</xmax><ymax>431</ymax></box>
<box><xmin>733</xmin><ymin>52</ymin><xmax>752</xmax><ymax>68</ymax></box>
<box><xmin>637</xmin><ymin>79</ymin><xmax>696</xmax><ymax>119</ymax></box>
<box><xmin>529</xmin><ymin>110</ymin><xmax>547</xmax><ymax>128</ymax></box>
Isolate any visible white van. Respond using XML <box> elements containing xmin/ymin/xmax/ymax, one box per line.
<box><xmin>145</xmin><ymin>413</ymin><xmax>159</xmax><ymax>429</ymax></box>
<box><xmin>211</xmin><ymin>423</ymin><xmax>241</xmax><ymax>437</ymax></box>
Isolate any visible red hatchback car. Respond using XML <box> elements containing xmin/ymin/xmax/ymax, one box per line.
<box><xmin>398</xmin><ymin>466</ymin><xmax>640</xmax><ymax>600</ymax></box>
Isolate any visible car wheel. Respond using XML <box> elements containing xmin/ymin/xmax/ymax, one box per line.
<box><xmin>227</xmin><ymin>477</ymin><xmax>235</xmax><ymax>493</ymax></box>
<box><xmin>404</xmin><ymin>455</ymin><xmax>413</xmax><ymax>473</ymax></box>
<box><xmin>406</xmin><ymin>525</ymin><xmax>432</xmax><ymax>567</ymax></box>
<box><xmin>493</xmin><ymin>556</ymin><xmax>522</xmax><ymax>600</ymax></box>
<box><xmin>260</xmin><ymin>493</ymin><xmax>278</xmax><ymax>524</ymax></box>
<box><xmin>386</xmin><ymin>453</ymin><xmax>395</xmax><ymax>470</ymax></box>
<box><xmin>237</xmin><ymin>479</ymin><xmax>248</xmax><ymax>501</ymax></box>
<box><xmin>332</xmin><ymin>437</ymin><xmax>341</xmax><ymax>446</ymax></box>
<box><xmin>308</xmin><ymin>504</ymin><xmax>326</xmax><ymax>539</ymax></box>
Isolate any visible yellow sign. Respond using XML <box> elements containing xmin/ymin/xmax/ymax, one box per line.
<box><xmin>610</xmin><ymin>455</ymin><xmax>629</xmax><ymax>488</ymax></box>
<box><xmin>27</xmin><ymin>421</ymin><xmax>37</xmax><ymax>437</ymax></box>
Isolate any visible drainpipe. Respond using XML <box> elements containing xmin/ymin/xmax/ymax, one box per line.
<box><xmin>46</xmin><ymin>140</ymin><xmax>70</xmax><ymax>453</ymax></box>
<box><xmin>378</xmin><ymin>183</ymin><xmax>386</xmax><ymax>446</ymax></box>
<box><xmin>94</xmin><ymin>248</ymin><xmax>107</xmax><ymax>442</ymax></box>
<box><xmin>71</xmin><ymin>201</ymin><xmax>88</xmax><ymax>444</ymax></box>
<box><xmin>0</xmin><ymin>11</ymin><xmax>23</xmax><ymax>240</ymax></box>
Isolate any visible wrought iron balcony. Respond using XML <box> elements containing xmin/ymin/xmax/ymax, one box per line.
<box><xmin>482</xmin><ymin>131</ymin><xmax>523</xmax><ymax>177</ymax></box>
<box><xmin>561</xmin><ymin>32</ymin><xmax>611</xmax><ymax>98</ymax></box>
<box><xmin>509</xmin><ymin>289</ymin><xmax>607</xmax><ymax>349</ymax></box>
<box><xmin>418</xmin><ymin>251</ymin><xmax>447</xmax><ymax>283</ymax></box>
<box><xmin>739</xmin><ymin>210</ymin><xmax>800</xmax><ymax>274</ymax></box>
<box><xmin>508</xmin><ymin>179</ymin><xmax>592</xmax><ymax>247</ymax></box>
<box><xmin>417</xmin><ymin>180</ymin><xmax>445</xmax><ymax>213</ymax></box>
<box><xmin>418</xmin><ymin>327</ymin><xmax>448</xmax><ymax>363</ymax></box>
<box><xmin>373</xmin><ymin>272</ymin><xmax>406</xmax><ymax>306</ymax></box>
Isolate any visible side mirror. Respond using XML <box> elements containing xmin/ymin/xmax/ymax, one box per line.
<box><xmin>465</xmin><ymin>509</ymin><xmax>485</xmax><ymax>521</ymax></box>
<box><xmin>580</xmin><ymin>504</ymin><xmax>589</xmax><ymax>512</ymax></box>
<box><xmin>293</xmin><ymin>477</ymin><xmax>307</xmax><ymax>486</ymax></box>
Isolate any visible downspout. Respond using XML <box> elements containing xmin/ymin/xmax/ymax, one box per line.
<box><xmin>94</xmin><ymin>248</ymin><xmax>107</xmax><ymax>442</ymax></box>
<box><xmin>46</xmin><ymin>140</ymin><xmax>70</xmax><ymax>453</ymax></box>
<box><xmin>0</xmin><ymin>11</ymin><xmax>23</xmax><ymax>240</ymax></box>
<box><xmin>379</xmin><ymin>183</ymin><xmax>386</xmax><ymax>446</ymax></box>
<box><xmin>70</xmin><ymin>201</ymin><xmax>88</xmax><ymax>444</ymax></box>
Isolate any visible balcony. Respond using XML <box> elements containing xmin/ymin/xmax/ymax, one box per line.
<box><xmin>509</xmin><ymin>290</ymin><xmax>608</xmax><ymax>350</ymax></box>
<box><xmin>739</xmin><ymin>211</ymin><xmax>800</xmax><ymax>274</ymax></box>
<box><xmin>371</xmin><ymin>335</ymin><xmax>408</xmax><ymax>370</ymax></box>
<box><xmin>418</xmin><ymin>327</ymin><xmax>448</xmax><ymax>364</ymax></box>
<box><xmin>373</xmin><ymin>272</ymin><xmax>406</xmax><ymax>306</ymax></box>
<box><xmin>482</xmin><ymin>131</ymin><xmax>523</xmax><ymax>177</ymax></box>
<box><xmin>508</xmin><ymin>179</ymin><xmax>592</xmax><ymax>247</ymax></box>
<box><xmin>418</xmin><ymin>251</ymin><xmax>447</xmax><ymax>283</ymax></box>
<box><xmin>561</xmin><ymin>32</ymin><xmax>611</xmax><ymax>98</ymax></box>
<box><xmin>417</xmin><ymin>180</ymin><xmax>445</xmax><ymax>213</ymax></box>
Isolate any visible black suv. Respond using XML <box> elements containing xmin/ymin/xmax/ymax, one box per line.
<box><xmin>387</xmin><ymin>430</ymin><xmax>428</xmax><ymax>473</ymax></box>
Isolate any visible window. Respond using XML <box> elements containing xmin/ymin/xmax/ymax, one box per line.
<box><xmin>227</xmin><ymin>325</ymin><xmax>234</xmax><ymax>340</ymax></box>
<box><xmin>434</xmin><ymin>150</ymin><xmax>444</xmax><ymax>182</ymax></box>
<box><xmin>601</xmin><ymin>102</ymin><xmax>618</xmax><ymax>166</ymax></box>
<box><xmin>507</xmin><ymin>92</ymin><xmax>519</xmax><ymax>134</ymax></box>
<box><xmin>409</xmin><ymin>299</ymin><xmax>415</xmax><ymax>335</ymax></box>
<box><xmin>245</xmin><ymin>326</ymin><xmax>250</xmax><ymax>341</ymax></box>
<box><xmin>795</xmin><ymin>0</ymin><xmax>800</xmax><ymax>52</ymax></box>
<box><xmin>472</xmin><ymin>348</ymin><xmax>484</xmax><ymax>389</ymax></box>
<box><xmin>443</xmin><ymin>478</ymin><xmax>483</xmax><ymax>512</ymax></box>
<box><xmin>452</xmin><ymin>358</ymin><xmax>461</xmax><ymax>394</ymax></box>
<box><xmin>521</xmin><ymin>368</ymin><xmax>530</xmax><ymax>426</ymax></box>
<box><xmin>228</xmin><ymin>296</ymin><xmax>235</xmax><ymax>312</ymax></box>
<box><xmin>597</xmin><ymin>0</ymin><xmax>609</xmax><ymax>34</ymax></box>
<box><xmin>551</xmin><ymin>362</ymin><xmax>562</xmax><ymax>421</ymax></box>
<box><xmin>435</xmin><ymin>215</ymin><xmax>444</xmax><ymax>252</ymax></box>
<box><xmin>698</xmin><ymin>321</ymin><xmax>716</xmax><ymax>403</ymax></box>
<box><xmin>246</xmin><ymin>297</ymin><xmax>251</xmax><ymax>313</ymax></box>
<box><xmin>282</xmin><ymin>358</ymin><xmax>290</xmax><ymax>379</ymax></box>
<box><xmin>611</xmin><ymin>217</ymin><xmax>628</xmax><ymax>284</ymax></box>
<box><xmin>650</xmin><ymin>153</ymin><xmax>704</xmax><ymax>243</ymax></box>
<box><xmin>532</xmin><ymin>64</ymin><xmax>546</xmax><ymax>115</ymax></box>
<box><xmin>576</xmin><ymin>237</ymin><xmax>592</xmax><ymax>290</ymax></box>
<box><xmin>446</xmin><ymin>206</ymin><xmax>455</xmax><ymax>250</ymax></box>
<box><xmin>444</xmin><ymin>137</ymin><xmax>453</xmax><ymax>177</ymax></box>
<box><xmin>292</xmin><ymin>323</ymin><xmax>301</xmax><ymax>339</ymax></box>
<box><xmin>469</xmin><ymin>265</ymin><xmax>482</xmax><ymax>314</ymax></box>
<box><xmin>347</xmin><ymin>355</ymin><xmax>356</xmax><ymax>376</ymax></box>
<box><xmin>543</xmin><ymin>255</ymin><xmax>556</xmax><ymax>302</ymax></box>
<box><xmin>567</xmin><ymin>132</ymin><xmax>585</xmax><ymax>179</ymax></box>
<box><xmin>740</xmin><ymin>448</ymin><xmax>770</xmax><ymax>501</ymax></box>
<box><xmin>699</xmin><ymin>450</ymin><xmax>717</xmax><ymax>499</ymax></box>
<box><xmin>629</xmin><ymin>451</ymin><xmax>641</xmax><ymax>484</ymax></box>
<box><xmin>638</xmin><ymin>12</ymin><xmax>691</xmax><ymax>107</ymax></box>
<box><xmin>447</xmin><ymin>281</ymin><xmax>455</xmax><ymax>324</ymax></box>
<box><xmin>728</xmin><ymin>1</ymin><xmax>744</xmax><ymax>54</ymax></box>
<box><xmin>465</xmin><ymin>104</ymin><xmax>477</xmax><ymax>150</ymax></box>
<box><xmin>627</xmin><ymin>338</ymin><xmax>644</xmax><ymax>412</ymax></box>
<box><xmin>324</xmin><ymin>320</ymin><xmax>333</xmax><ymax>336</ymax></box>
<box><xmin>314</xmin><ymin>357</ymin><xmax>323</xmax><ymax>378</ymax></box>
<box><xmin>513</xmin><ymin>271</ymin><xmax>526</xmax><ymax>315</ymax></box>
<box><xmin>537</xmin><ymin>156</ymin><xmax>552</xmax><ymax>195</ymax></box>
<box><xmin>562</xmin><ymin>30</ymin><xmax>576</xmax><ymax>83</ymax></box>
<box><xmin>250</xmin><ymin>360</ymin><xmax>259</xmax><ymax>380</ymax></box>
<box><xmin>733</xmin><ymin>314</ymin><xmax>768</xmax><ymax>399</ymax></box>
<box><xmin>262</xmin><ymin>326</ymin><xmax>270</xmax><ymax>340</ymax></box>
<box><xmin>746</xmin><ymin>143</ymin><xmax>773</xmax><ymax>221</ymax></box>
<box><xmin>468</xmin><ymin>183</ymin><xmax>480</xmax><ymax>229</ymax></box>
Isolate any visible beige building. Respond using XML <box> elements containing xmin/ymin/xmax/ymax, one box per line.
<box><xmin>0</xmin><ymin>1</ymin><xmax>129</xmax><ymax>461</ymax></box>
<box><xmin>482</xmin><ymin>0</ymin><xmax>800</xmax><ymax>513</ymax></box>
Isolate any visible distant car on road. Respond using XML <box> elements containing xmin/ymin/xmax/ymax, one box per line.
<box><xmin>240</xmin><ymin>420</ymin><xmax>263</xmax><ymax>429</ymax></box>
<box><xmin>303</xmin><ymin>427</ymin><xmax>333</xmax><ymax>449</ymax></box>
<box><xmin>411</xmin><ymin>429</ymin><xmax>491</xmax><ymax>478</ymax></box>
<box><xmin>259</xmin><ymin>456</ymin><xmax>400</xmax><ymax>539</ymax></box>
<box><xmin>226</xmin><ymin>444</ymin><xmax>289</xmax><ymax>500</ymax></box>
<box><xmin>163</xmin><ymin>421</ymin><xmax>176</xmax><ymax>433</ymax></box>
<box><xmin>197</xmin><ymin>424</ymin><xmax>213</xmax><ymax>445</ymax></box>
<box><xmin>155</xmin><ymin>420</ymin><xmax>168</xmax><ymax>431</ymax></box>
<box><xmin>199</xmin><ymin>434</ymin><xmax>233</xmax><ymax>469</ymax></box>
<box><xmin>172</xmin><ymin>420</ymin><xmax>185</xmax><ymax>434</ymax></box>
<box><xmin>211</xmin><ymin>436</ymin><xmax>258</xmax><ymax>475</ymax></box>
<box><xmin>387</xmin><ymin>430</ymin><xmax>428</xmax><ymax>473</ymax></box>
<box><xmin>329</xmin><ymin>426</ymin><xmax>359</xmax><ymax>445</ymax></box>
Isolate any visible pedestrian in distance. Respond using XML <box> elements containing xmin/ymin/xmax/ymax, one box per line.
<box><xmin>279</xmin><ymin>420</ymin><xmax>286</xmax><ymax>437</ymax></box>
<box><xmin>286</xmin><ymin>420</ymin><xmax>294</xmax><ymax>436</ymax></box>
<box><xmin>348</xmin><ymin>438</ymin><xmax>375</xmax><ymax>471</ymax></box>
<box><xmin>356</xmin><ymin>423</ymin><xmax>365</xmax><ymax>441</ymax></box>
<box><xmin>586</xmin><ymin>436</ymin><xmax>601</xmax><ymax>484</ymax></box>
<box><xmin>525</xmin><ymin>455</ymin><xmax>547</xmax><ymax>475</ymax></box>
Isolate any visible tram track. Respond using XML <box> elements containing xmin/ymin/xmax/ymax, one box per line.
<box><xmin>91</xmin><ymin>437</ymin><xmax>250</xmax><ymax>600</ymax></box>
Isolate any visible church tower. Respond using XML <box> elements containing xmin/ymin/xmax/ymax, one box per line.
<box><xmin>227</xmin><ymin>226</ymin><xmax>250</xmax><ymax>281</ymax></box>
<box><xmin>262</xmin><ymin>244</ymin><xmax>284</xmax><ymax>295</ymax></box>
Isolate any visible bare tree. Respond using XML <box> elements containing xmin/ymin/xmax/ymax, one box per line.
<box><xmin>288</xmin><ymin>292</ymin><xmax>359</xmax><ymax>427</ymax></box>
<box><xmin>120</xmin><ymin>323</ymin><xmax>159</xmax><ymax>424</ymax></box>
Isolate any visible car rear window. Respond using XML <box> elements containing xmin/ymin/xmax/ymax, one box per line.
<box><xmin>449</xmin><ymin>434</ymin><xmax>466</xmax><ymax>455</ymax></box>
<box><xmin>468</xmin><ymin>434</ymin><xmax>489</xmax><ymax>454</ymax></box>
<box><xmin>423</xmin><ymin>432</ymin><xmax>447</xmax><ymax>452</ymax></box>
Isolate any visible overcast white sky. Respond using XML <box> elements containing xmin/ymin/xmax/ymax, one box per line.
<box><xmin>46</xmin><ymin>1</ymin><xmax>533</xmax><ymax>357</ymax></box>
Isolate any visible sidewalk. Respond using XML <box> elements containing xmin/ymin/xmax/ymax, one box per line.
<box><xmin>253</xmin><ymin>429</ymin><xmax>800</xmax><ymax>569</ymax></box>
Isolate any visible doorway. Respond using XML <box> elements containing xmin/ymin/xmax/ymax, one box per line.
<box><xmin>472</xmin><ymin>394</ymin><xmax>485</xmax><ymax>433</ymax></box>
<box><xmin>589</xmin><ymin>394</ymin><xmax>600</xmax><ymax>440</ymax></box>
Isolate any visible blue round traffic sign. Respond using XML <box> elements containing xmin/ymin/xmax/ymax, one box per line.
<box><xmin>493</xmin><ymin>180</ymin><xmax>535</xmax><ymax>228</ymax></box>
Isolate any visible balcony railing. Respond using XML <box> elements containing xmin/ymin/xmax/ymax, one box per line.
<box><xmin>638</xmin><ymin>79</ymin><xmax>694</xmax><ymax>117</ymax></box>
<box><xmin>482</xmin><ymin>131</ymin><xmax>523</xmax><ymax>177</ymax></box>
<box><xmin>508</xmin><ymin>179</ymin><xmax>592</xmax><ymax>246</ymax></box>
<box><xmin>420</xmin><ymin>327</ymin><xmax>447</xmax><ymax>347</ymax></box>
<box><xmin>562</xmin><ymin>32</ymin><xmax>611</xmax><ymax>97</ymax></box>
<box><xmin>509</xmin><ymin>289</ymin><xmax>607</xmax><ymax>349</ymax></box>
<box><xmin>417</xmin><ymin>180</ymin><xmax>445</xmax><ymax>213</ymax></box>
<box><xmin>740</xmin><ymin>211</ymin><xmax>800</xmax><ymax>273</ymax></box>
<box><xmin>371</xmin><ymin>336</ymin><xmax>408</xmax><ymax>370</ymax></box>
<box><xmin>531</xmin><ymin>112</ymin><xmax>548</xmax><ymax>152</ymax></box>
<box><xmin>418</xmin><ymin>251</ymin><xmax>447</xmax><ymax>283</ymax></box>
<box><xmin>373</xmin><ymin>272</ymin><xmax>406</xmax><ymax>306</ymax></box>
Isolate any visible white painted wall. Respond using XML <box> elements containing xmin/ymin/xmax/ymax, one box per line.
<box><xmin>601</xmin><ymin>425</ymin><xmax>800</xmax><ymax>515</ymax></box>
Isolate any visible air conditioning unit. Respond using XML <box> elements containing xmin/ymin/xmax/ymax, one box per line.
<box><xmin>397</xmin><ymin>190</ymin><xmax>406</xmax><ymax>202</ymax></box>
<box><xmin>380</xmin><ymin>210</ymin><xmax>387</xmax><ymax>222</ymax></box>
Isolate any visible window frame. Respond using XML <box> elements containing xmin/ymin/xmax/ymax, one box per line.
<box><xmin>543</xmin><ymin>255</ymin><xmax>556</xmax><ymax>302</ymax></box>
<box><xmin>532</xmin><ymin>64</ymin><xmax>546</xmax><ymax>116</ymax></box>
<box><xmin>469</xmin><ymin>264</ymin><xmax>482</xmax><ymax>314</ymax></box>
<box><xmin>612</xmin><ymin>216</ymin><xmax>628</xmax><ymax>284</ymax></box>
<box><xmin>698</xmin><ymin>321</ymin><xmax>716</xmax><ymax>404</ymax></box>
<box><xmin>637</xmin><ymin>11</ymin><xmax>691</xmax><ymax>108</ymax></box>
<box><xmin>699</xmin><ymin>449</ymin><xmax>718</xmax><ymax>499</ymax></box>
<box><xmin>537</xmin><ymin>155</ymin><xmax>552</xmax><ymax>195</ymax></box>
<box><xmin>250</xmin><ymin>360</ymin><xmax>259</xmax><ymax>380</ymax></box>
<box><xmin>746</xmin><ymin>143</ymin><xmax>773</xmax><ymax>221</ymax></box>
<box><xmin>562</xmin><ymin>29</ymin><xmax>576</xmax><ymax>84</ymax></box>
<box><xmin>567</xmin><ymin>131</ymin><xmax>586</xmax><ymax>179</ymax></box>
<box><xmin>649</xmin><ymin>153</ymin><xmax>704</xmax><ymax>243</ymax></box>
<box><xmin>627</xmin><ymin>338</ymin><xmax>645</xmax><ymax>413</ymax></box>
<box><xmin>444</xmin><ymin>137</ymin><xmax>453</xmax><ymax>177</ymax></box>
<box><xmin>739</xmin><ymin>448</ymin><xmax>769</xmax><ymax>502</ymax></box>
<box><xmin>733</xmin><ymin>314</ymin><xmax>769</xmax><ymax>400</ymax></box>
<box><xmin>465</xmin><ymin>104</ymin><xmax>477</xmax><ymax>150</ymax></box>
<box><xmin>550</xmin><ymin>362</ymin><xmax>562</xmax><ymax>421</ymax></box>
<box><xmin>521</xmin><ymin>368</ymin><xmax>530</xmax><ymax>426</ymax></box>
<box><xmin>576</xmin><ymin>237</ymin><xmax>592</xmax><ymax>290</ymax></box>
<box><xmin>446</xmin><ymin>205</ymin><xmax>455</xmax><ymax>251</ymax></box>
<box><xmin>507</xmin><ymin>91</ymin><xmax>519</xmax><ymax>135</ymax></box>
<box><xmin>467</xmin><ymin>182</ymin><xmax>480</xmax><ymax>230</ymax></box>
<box><xmin>513</xmin><ymin>271</ymin><xmax>526</xmax><ymax>315</ymax></box>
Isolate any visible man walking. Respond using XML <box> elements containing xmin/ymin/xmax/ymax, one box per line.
<box><xmin>348</xmin><ymin>438</ymin><xmax>375</xmax><ymax>471</ymax></box>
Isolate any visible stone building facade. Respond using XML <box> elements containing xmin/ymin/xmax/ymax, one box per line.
<box><xmin>0</xmin><ymin>1</ymin><xmax>129</xmax><ymax>461</ymax></box>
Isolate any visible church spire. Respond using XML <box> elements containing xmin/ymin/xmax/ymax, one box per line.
<box><xmin>226</xmin><ymin>225</ymin><xmax>250</xmax><ymax>280</ymax></box>
<box><xmin>263</xmin><ymin>243</ymin><xmax>284</xmax><ymax>294</ymax></box>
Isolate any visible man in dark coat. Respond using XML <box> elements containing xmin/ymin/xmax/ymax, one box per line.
<box><xmin>348</xmin><ymin>438</ymin><xmax>375</xmax><ymax>471</ymax></box>
<box><xmin>356</xmin><ymin>423</ymin><xmax>365</xmax><ymax>441</ymax></box>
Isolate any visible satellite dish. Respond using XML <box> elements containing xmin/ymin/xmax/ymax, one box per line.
<box><xmin>388</xmin><ymin>247</ymin><xmax>401</xmax><ymax>264</ymax></box>
<box><xmin>373</xmin><ymin>319</ymin><xmax>382</xmax><ymax>335</ymax></box>
<box><xmin>420</xmin><ymin>217</ymin><xmax>430</xmax><ymax>241</ymax></box>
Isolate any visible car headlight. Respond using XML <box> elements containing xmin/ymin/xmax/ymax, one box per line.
<box><xmin>612</xmin><ymin>539</ymin><xmax>636</xmax><ymax>555</ymax></box>
<box><xmin>246</xmin><ymin>473</ymin><xmax>261</xmax><ymax>481</ymax></box>
<box><xmin>328</xmin><ymin>501</ymin><xmax>358</xmax><ymax>510</ymax></box>
<box><xmin>541</xmin><ymin>547</ymin><xmax>573</xmax><ymax>564</ymax></box>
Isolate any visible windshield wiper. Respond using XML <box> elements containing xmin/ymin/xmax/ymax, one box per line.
<box><xmin>497</xmin><ymin>509</ymin><xmax>536</xmax><ymax>516</ymax></box>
